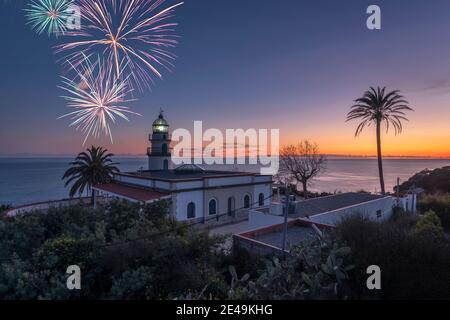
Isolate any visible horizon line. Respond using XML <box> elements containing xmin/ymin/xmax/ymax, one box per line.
<box><xmin>1</xmin><ymin>153</ymin><xmax>450</xmax><ymax>160</ymax></box>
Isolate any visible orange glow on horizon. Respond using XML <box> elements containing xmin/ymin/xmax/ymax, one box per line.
<box><xmin>103</xmin><ymin>134</ymin><xmax>450</xmax><ymax>158</ymax></box>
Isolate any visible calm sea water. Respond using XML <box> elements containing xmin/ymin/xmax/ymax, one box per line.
<box><xmin>0</xmin><ymin>157</ymin><xmax>449</xmax><ymax>206</ymax></box>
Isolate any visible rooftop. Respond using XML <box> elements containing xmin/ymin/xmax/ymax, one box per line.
<box><xmin>119</xmin><ymin>169</ymin><xmax>262</xmax><ymax>181</ymax></box>
<box><xmin>253</xmin><ymin>224</ymin><xmax>318</xmax><ymax>250</ymax></box>
<box><xmin>236</xmin><ymin>219</ymin><xmax>334</xmax><ymax>252</ymax></box>
<box><xmin>291</xmin><ymin>192</ymin><xmax>389</xmax><ymax>218</ymax></box>
<box><xmin>93</xmin><ymin>183</ymin><xmax>170</xmax><ymax>202</ymax></box>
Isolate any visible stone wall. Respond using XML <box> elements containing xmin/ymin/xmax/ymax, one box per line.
<box><xmin>5</xmin><ymin>197</ymin><xmax>104</xmax><ymax>216</ymax></box>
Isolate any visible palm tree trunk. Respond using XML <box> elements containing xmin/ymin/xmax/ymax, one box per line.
<box><xmin>376</xmin><ymin>120</ymin><xmax>386</xmax><ymax>195</ymax></box>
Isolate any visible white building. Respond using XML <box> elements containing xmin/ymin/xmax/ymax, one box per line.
<box><xmin>93</xmin><ymin>112</ymin><xmax>273</xmax><ymax>224</ymax></box>
<box><xmin>248</xmin><ymin>192</ymin><xmax>417</xmax><ymax>229</ymax></box>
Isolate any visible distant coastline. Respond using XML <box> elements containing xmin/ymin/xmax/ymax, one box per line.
<box><xmin>1</xmin><ymin>157</ymin><xmax>449</xmax><ymax>206</ymax></box>
<box><xmin>1</xmin><ymin>154</ymin><xmax>449</xmax><ymax>160</ymax></box>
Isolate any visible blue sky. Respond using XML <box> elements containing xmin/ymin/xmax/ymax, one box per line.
<box><xmin>1</xmin><ymin>0</ymin><xmax>450</xmax><ymax>156</ymax></box>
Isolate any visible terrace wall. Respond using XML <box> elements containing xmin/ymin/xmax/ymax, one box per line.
<box><xmin>4</xmin><ymin>197</ymin><xmax>105</xmax><ymax>216</ymax></box>
<box><xmin>308</xmin><ymin>196</ymin><xmax>394</xmax><ymax>225</ymax></box>
<box><xmin>233</xmin><ymin>219</ymin><xmax>333</xmax><ymax>257</ymax></box>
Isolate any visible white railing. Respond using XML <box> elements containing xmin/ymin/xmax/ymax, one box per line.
<box><xmin>4</xmin><ymin>197</ymin><xmax>101</xmax><ymax>216</ymax></box>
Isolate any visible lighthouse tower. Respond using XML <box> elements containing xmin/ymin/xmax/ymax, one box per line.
<box><xmin>148</xmin><ymin>111</ymin><xmax>172</xmax><ymax>171</ymax></box>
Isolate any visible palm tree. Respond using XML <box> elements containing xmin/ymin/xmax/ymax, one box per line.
<box><xmin>62</xmin><ymin>146</ymin><xmax>119</xmax><ymax>203</ymax></box>
<box><xmin>346</xmin><ymin>87</ymin><xmax>413</xmax><ymax>195</ymax></box>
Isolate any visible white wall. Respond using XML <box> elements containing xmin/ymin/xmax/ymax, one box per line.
<box><xmin>398</xmin><ymin>194</ymin><xmax>417</xmax><ymax>213</ymax></box>
<box><xmin>6</xmin><ymin>197</ymin><xmax>94</xmax><ymax>216</ymax></box>
<box><xmin>248</xmin><ymin>210</ymin><xmax>289</xmax><ymax>230</ymax></box>
<box><xmin>248</xmin><ymin>196</ymin><xmax>397</xmax><ymax>229</ymax></box>
<box><xmin>207</xmin><ymin>176</ymin><xmax>253</xmax><ymax>187</ymax></box>
<box><xmin>154</xmin><ymin>180</ymin><xmax>172</xmax><ymax>190</ymax></box>
<box><xmin>174</xmin><ymin>190</ymin><xmax>204</xmax><ymax>221</ymax></box>
<box><xmin>254</xmin><ymin>184</ymin><xmax>272</xmax><ymax>206</ymax></box>
<box><xmin>173</xmin><ymin>180</ymin><xmax>203</xmax><ymax>190</ymax></box>
<box><xmin>270</xmin><ymin>202</ymin><xmax>283</xmax><ymax>215</ymax></box>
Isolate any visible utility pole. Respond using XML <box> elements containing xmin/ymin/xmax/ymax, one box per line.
<box><xmin>282</xmin><ymin>181</ymin><xmax>290</xmax><ymax>252</ymax></box>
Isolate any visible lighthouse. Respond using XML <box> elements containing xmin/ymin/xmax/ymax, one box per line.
<box><xmin>147</xmin><ymin>111</ymin><xmax>172</xmax><ymax>171</ymax></box>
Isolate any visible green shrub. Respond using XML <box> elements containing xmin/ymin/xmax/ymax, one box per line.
<box><xmin>414</xmin><ymin>210</ymin><xmax>444</xmax><ymax>238</ymax></box>
<box><xmin>109</xmin><ymin>266</ymin><xmax>155</xmax><ymax>299</ymax></box>
<box><xmin>0</xmin><ymin>200</ymin><xmax>228</xmax><ymax>300</ymax></box>
<box><xmin>0</xmin><ymin>204</ymin><xmax>11</xmax><ymax>214</ymax></box>
<box><xmin>418</xmin><ymin>194</ymin><xmax>450</xmax><ymax>230</ymax></box>
<box><xmin>187</xmin><ymin>236</ymin><xmax>354</xmax><ymax>300</ymax></box>
<box><xmin>36</xmin><ymin>236</ymin><xmax>98</xmax><ymax>270</ymax></box>
<box><xmin>335</xmin><ymin>214</ymin><xmax>450</xmax><ymax>299</ymax></box>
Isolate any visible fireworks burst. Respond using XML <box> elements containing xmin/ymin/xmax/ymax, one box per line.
<box><xmin>24</xmin><ymin>0</ymin><xmax>73</xmax><ymax>36</ymax></box>
<box><xmin>58</xmin><ymin>54</ymin><xmax>140</xmax><ymax>145</ymax></box>
<box><xmin>56</xmin><ymin>0</ymin><xmax>184</xmax><ymax>91</ymax></box>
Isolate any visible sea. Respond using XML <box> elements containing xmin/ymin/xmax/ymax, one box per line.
<box><xmin>0</xmin><ymin>157</ymin><xmax>449</xmax><ymax>206</ymax></box>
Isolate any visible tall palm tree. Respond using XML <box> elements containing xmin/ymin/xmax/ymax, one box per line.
<box><xmin>62</xmin><ymin>146</ymin><xmax>119</xmax><ymax>203</ymax></box>
<box><xmin>346</xmin><ymin>87</ymin><xmax>413</xmax><ymax>195</ymax></box>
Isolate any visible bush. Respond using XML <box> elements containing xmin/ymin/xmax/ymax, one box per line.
<box><xmin>109</xmin><ymin>266</ymin><xmax>154</xmax><ymax>299</ymax></box>
<box><xmin>398</xmin><ymin>166</ymin><xmax>450</xmax><ymax>194</ymax></box>
<box><xmin>36</xmin><ymin>236</ymin><xmax>98</xmax><ymax>270</ymax></box>
<box><xmin>335</xmin><ymin>214</ymin><xmax>450</xmax><ymax>299</ymax></box>
<box><xmin>414</xmin><ymin>210</ymin><xmax>444</xmax><ymax>238</ymax></box>
<box><xmin>418</xmin><ymin>194</ymin><xmax>450</xmax><ymax>230</ymax></box>
<box><xmin>0</xmin><ymin>205</ymin><xmax>11</xmax><ymax>215</ymax></box>
<box><xmin>0</xmin><ymin>200</ymin><xmax>228</xmax><ymax>300</ymax></box>
<box><xmin>186</xmin><ymin>236</ymin><xmax>354</xmax><ymax>300</ymax></box>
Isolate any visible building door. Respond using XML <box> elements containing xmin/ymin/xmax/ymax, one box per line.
<box><xmin>187</xmin><ymin>202</ymin><xmax>196</xmax><ymax>219</ymax></box>
<box><xmin>163</xmin><ymin>159</ymin><xmax>169</xmax><ymax>170</ymax></box>
<box><xmin>244</xmin><ymin>195</ymin><xmax>251</xmax><ymax>208</ymax></box>
<box><xmin>258</xmin><ymin>193</ymin><xmax>265</xmax><ymax>206</ymax></box>
<box><xmin>227</xmin><ymin>197</ymin><xmax>235</xmax><ymax>217</ymax></box>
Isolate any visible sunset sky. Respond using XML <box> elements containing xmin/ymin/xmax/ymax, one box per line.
<box><xmin>1</xmin><ymin>0</ymin><xmax>450</xmax><ymax>157</ymax></box>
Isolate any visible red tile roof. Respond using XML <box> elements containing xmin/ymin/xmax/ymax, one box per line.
<box><xmin>93</xmin><ymin>183</ymin><xmax>170</xmax><ymax>202</ymax></box>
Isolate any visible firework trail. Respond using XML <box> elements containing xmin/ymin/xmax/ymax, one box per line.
<box><xmin>55</xmin><ymin>0</ymin><xmax>183</xmax><ymax>91</ymax></box>
<box><xmin>24</xmin><ymin>0</ymin><xmax>73</xmax><ymax>36</ymax></box>
<box><xmin>58</xmin><ymin>54</ymin><xmax>140</xmax><ymax>145</ymax></box>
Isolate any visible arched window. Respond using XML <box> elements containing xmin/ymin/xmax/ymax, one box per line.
<box><xmin>244</xmin><ymin>194</ymin><xmax>251</xmax><ymax>209</ymax></box>
<box><xmin>258</xmin><ymin>193</ymin><xmax>264</xmax><ymax>206</ymax></box>
<box><xmin>227</xmin><ymin>197</ymin><xmax>235</xmax><ymax>216</ymax></box>
<box><xmin>187</xmin><ymin>202</ymin><xmax>196</xmax><ymax>219</ymax></box>
<box><xmin>209</xmin><ymin>199</ymin><xmax>217</xmax><ymax>215</ymax></box>
<box><xmin>163</xmin><ymin>159</ymin><xmax>169</xmax><ymax>170</ymax></box>
<box><xmin>162</xmin><ymin>143</ymin><xmax>168</xmax><ymax>154</ymax></box>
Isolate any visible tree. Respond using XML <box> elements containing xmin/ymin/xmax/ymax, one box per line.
<box><xmin>279</xmin><ymin>140</ymin><xmax>327</xmax><ymax>199</ymax></box>
<box><xmin>346</xmin><ymin>87</ymin><xmax>413</xmax><ymax>195</ymax></box>
<box><xmin>0</xmin><ymin>205</ymin><xmax>11</xmax><ymax>215</ymax></box>
<box><xmin>0</xmin><ymin>200</ymin><xmax>229</xmax><ymax>300</ymax></box>
<box><xmin>414</xmin><ymin>210</ymin><xmax>444</xmax><ymax>238</ymax></box>
<box><xmin>62</xmin><ymin>146</ymin><xmax>119</xmax><ymax>203</ymax></box>
<box><xmin>418</xmin><ymin>194</ymin><xmax>450</xmax><ymax>230</ymax></box>
<box><xmin>335</xmin><ymin>214</ymin><xmax>450</xmax><ymax>299</ymax></box>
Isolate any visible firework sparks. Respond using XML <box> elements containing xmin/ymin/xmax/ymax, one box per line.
<box><xmin>58</xmin><ymin>54</ymin><xmax>140</xmax><ymax>145</ymax></box>
<box><xmin>55</xmin><ymin>0</ymin><xmax>183</xmax><ymax>91</ymax></box>
<box><xmin>24</xmin><ymin>0</ymin><xmax>73</xmax><ymax>36</ymax></box>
